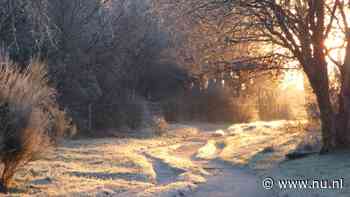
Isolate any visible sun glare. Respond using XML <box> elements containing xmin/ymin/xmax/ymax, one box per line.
<box><xmin>280</xmin><ymin>69</ymin><xmax>304</xmax><ymax>91</ymax></box>
<box><xmin>325</xmin><ymin>33</ymin><xmax>346</xmax><ymax>63</ymax></box>
<box><xmin>279</xmin><ymin>29</ymin><xmax>346</xmax><ymax>92</ymax></box>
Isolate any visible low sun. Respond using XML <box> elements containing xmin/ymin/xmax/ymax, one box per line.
<box><xmin>325</xmin><ymin>33</ymin><xmax>346</xmax><ymax>64</ymax></box>
<box><xmin>280</xmin><ymin>31</ymin><xmax>346</xmax><ymax>92</ymax></box>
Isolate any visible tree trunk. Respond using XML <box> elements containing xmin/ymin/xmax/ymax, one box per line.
<box><xmin>307</xmin><ymin>67</ymin><xmax>337</xmax><ymax>153</ymax></box>
<box><xmin>302</xmin><ymin>20</ymin><xmax>339</xmax><ymax>151</ymax></box>
<box><xmin>335</xmin><ymin>30</ymin><xmax>350</xmax><ymax>147</ymax></box>
<box><xmin>0</xmin><ymin>182</ymin><xmax>7</xmax><ymax>194</ymax></box>
<box><xmin>335</xmin><ymin>89</ymin><xmax>350</xmax><ymax>147</ymax></box>
<box><xmin>307</xmin><ymin>33</ymin><xmax>350</xmax><ymax>152</ymax></box>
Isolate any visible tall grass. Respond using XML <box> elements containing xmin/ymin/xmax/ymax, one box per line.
<box><xmin>0</xmin><ymin>56</ymin><xmax>68</xmax><ymax>192</ymax></box>
<box><xmin>257</xmin><ymin>89</ymin><xmax>294</xmax><ymax>121</ymax></box>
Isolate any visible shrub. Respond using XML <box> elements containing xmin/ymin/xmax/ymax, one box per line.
<box><xmin>93</xmin><ymin>97</ymin><xmax>146</xmax><ymax>134</ymax></box>
<box><xmin>0</xmin><ymin>58</ymin><xmax>66</xmax><ymax>192</ymax></box>
<box><xmin>151</xmin><ymin>116</ymin><xmax>169</xmax><ymax>136</ymax></box>
<box><xmin>162</xmin><ymin>85</ymin><xmax>255</xmax><ymax>123</ymax></box>
<box><xmin>48</xmin><ymin>106</ymin><xmax>75</xmax><ymax>141</ymax></box>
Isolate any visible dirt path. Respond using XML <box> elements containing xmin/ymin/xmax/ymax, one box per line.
<box><xmin>174</xmin><ymin>144</ymin><xmax>276</xmax><ymax>197</ymax></box>
<box><xmin>191</xmin><ymin>163</ymin><xmax>273</xmax><ymax>197</ymax></box>
<box><xmin>139</xmin><ymin>123</ymin><xmax>279</xmax><ymax>197</ymax></box>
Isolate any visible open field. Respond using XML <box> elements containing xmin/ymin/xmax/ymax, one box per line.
<box><xmin>6</xmin><ymin>121</ymin><xmax>350</xmax><ymax>197</ymax></box>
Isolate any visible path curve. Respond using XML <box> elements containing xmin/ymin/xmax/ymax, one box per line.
<box><xmin>142</xmin><ymin>124</ymin><xmax>279</xmax><ymax>197</ymax></box>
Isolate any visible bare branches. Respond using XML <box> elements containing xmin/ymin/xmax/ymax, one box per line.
<box><xmin>338</xmin><ymin>0</ymin><xmax>349</xmax><ymax>33</ymax></box>
<box><xmin>325</xmin><ymin>0</ymin><xmax>339</xmax><ymax>39</ymax></box>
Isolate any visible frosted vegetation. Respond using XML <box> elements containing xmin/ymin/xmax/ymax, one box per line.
<box><xmin>0</xmin><ymin>0</ymin><xmax>349</xmax><ymax>196</ymax></box>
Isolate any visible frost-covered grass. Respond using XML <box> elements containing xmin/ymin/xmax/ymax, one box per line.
<box><xmin>7</xmin><ymin>126</ymin><xmax>205</xmax><ymax>196</ymax></box>
<box><xmin>7</xmin><ymin>120</ymin><xmax>349</xmax><ymax>197</ymax></box>
<box><xmin>219</xmin><ymin>120</ymin><xmax>311</xmax><ymax>170</ymax></box>
<box><xmin>210</xmin><ymin>120</ymin><xmax>350</xmax><ymax>197</ymax></box>
<box><xmin>263</xmin><ymin>152</ymin><xmax>350</xmax><ymax>197</ymax></box>
<box><xmin>9</xmin><ymin>138</ymin><xmax>172</xmax><ymax>196</ymax></box>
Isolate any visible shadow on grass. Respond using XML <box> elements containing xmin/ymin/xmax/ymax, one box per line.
<box><xmin>68</xmin><ymin>171</ymin><xmax>149</xmax><ymax>182</ymax></box>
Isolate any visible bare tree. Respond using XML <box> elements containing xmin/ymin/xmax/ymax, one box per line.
<box><xmin>155</xmin><ymin>0</ymin><xmax>350</xmax><ymax>152</ymax></box>
<box><xmin>210</xmin><ymin>0</ymin><xmax>350</xmax><ymax>152</ymax></box>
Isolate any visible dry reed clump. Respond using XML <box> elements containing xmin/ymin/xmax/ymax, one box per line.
<box><xmin>230</xmin><ymin>98</ymin><xmax>257</xmax><ymax>123</ymax></box>
<box><xmin>257</xmin><ymin>90</ymin><xmax>294</xmax><ymax>121</ymax></box>
<box><xmin>0</xmin><ymin>57</ymin><xmax>68</xmax><ymax>192</ymax></box>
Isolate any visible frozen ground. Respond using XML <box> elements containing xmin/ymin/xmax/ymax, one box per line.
<box><xmin>6</xmin><ymin>120</ymin><xmax>350</xmax><ymax>197</ymax></box>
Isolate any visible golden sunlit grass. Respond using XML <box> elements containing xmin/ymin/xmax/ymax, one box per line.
<box><xmin>6</xmin><ymin>121</ymin><xmax>325</xmax><ymax>196</ymax></box>
<box><xmin>8</xmin><ymin>128</ymin><xmax>206</xmax><ymax>197</ymax></box>
<box><xmin>196</xmin><ymin>140</ymin><xmax>218</xmax><ymax>160</ymax></box>
<box><xmin>10</xmin><ymin>138</ymin><xmax>169</xmax><ymax>196</ymax></box>
<box><xmin>219</xmin><ymin>120</ymin><xmax>314</xmax><ymax>171</ymax></box>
